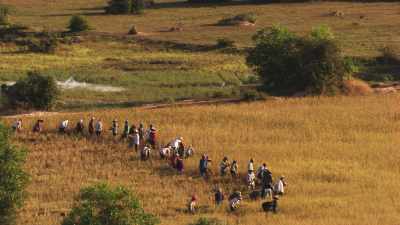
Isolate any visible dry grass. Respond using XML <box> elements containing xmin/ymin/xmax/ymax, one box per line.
<box><xmin>2</xmin><ymin>94</ymin><xmax>400</xmax><ymax>225</ymax></box>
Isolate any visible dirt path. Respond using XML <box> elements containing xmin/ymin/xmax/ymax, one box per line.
<box><xmin>1</xmin><ymin>98</ymin><xmax>244</xmax><ymax>119</ymax></box>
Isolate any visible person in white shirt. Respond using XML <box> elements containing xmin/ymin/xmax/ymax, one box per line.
<box><xmin>59</xmin><ymin>120</ymin><xmax>69</xmax><ymax>133</ymax></box>
<box><xmin>247</xmin><ymin>171</ymin><xmax>256</xmax><ymax>190</ymax></box>
<box><xmin>170</xmin><ymin>137</ymin><xmax>183</xmax><ymax>149</ymax></box>
<box><xmin>248</xmin><ymin>158</ymin><xmax>254</xmax><ymax>173</ymax></box>
<box><xmin>12</xmin><ymin>119</ymin><xmax>22</xmax><ymax>132</ymax></box>
<box><xmin>274</xmin><ymin>176</ymin><xmax>287</xmax><ymax>195</ymax></box>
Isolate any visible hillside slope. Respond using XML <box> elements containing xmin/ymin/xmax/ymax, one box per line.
<box><xmin>3</xmin><ymin>94</ymin><xmax>400</xmax><ymax>225</ymax></box>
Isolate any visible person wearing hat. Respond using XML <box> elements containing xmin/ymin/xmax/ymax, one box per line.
<box><xmin>110</xmin><ymin>119</ymin><xmax>118</xmax><ymax>137</ymax></box>
<box><xmin>261</xmin><ymin>166</ymin><xmax>273</xmax><ymax>198</ymax></box>
<box><xmin>128</xmin><ymin>128</ymin><xmax>140</xmax><ymax>152</ymax></box>
<box><xmin>219</xmin><ymin>156</ymin><xmax>230</xmax><ymax>176</ymax></box>
<box><xmin>88</xmin><ymin>117</ymin><xmax>95</xmax><ymax>136</ymax></box>
<box><xmin>274</xmin><ymin>176</ymin><xmax>287</xmax><ymax>196</ymax></box>
<box><xmin>75</xmin><ymin>119</ymin><xmax>85</xmax><ymax>135</ymax></box>
<box><xmin>95</xmin><ymin>119</ymin><xmax>103</xmax><ymax>137</ymax></box>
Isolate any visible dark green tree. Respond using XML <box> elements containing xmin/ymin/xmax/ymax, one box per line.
<box><xmin>62</xmin><ymin>183</ymin><xmax>159</xmax><ymax>225</ymax></box>
<box><xmin>247</xmin><ymin>25</ymin><xmax>345</xmax><ymax>95</ymax></box>
<box><xmin>0</xmin><ymin>123</ymin><xmax>30</xmax><ymax>225</ymax></box>
<box><xmin>1</xmin><ymin>71</ymin><xmax>59</xmax><ymax>109</ymax></box>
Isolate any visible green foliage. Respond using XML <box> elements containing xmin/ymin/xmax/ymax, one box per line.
<box><xmin>26</xmin><ymin>36</ymin><xmax>58</xmax><ymax>54</ymax></box>
<box><xmin>62</xmin><ymin>183</ymin><xmax>159</xmax><ymax>225</ymax></box>
<box><xmin>1</xmin><ymin>71</ymin><xmax>59</xmax><ymax>109</ymax></box>
<box><xmin>189</xmin><ymin>217</ymin><xmax>225</xmax><ymax>225</ymax></box>
<box><xmin>240</xmin><ymin>89</ymin><xmax>264</xmax><ymax>101</ymax></box>
<box><xmin>217</xmin><ymin>13</ymin><xmax>256</xmax><ymax>26</ymax></box>
<box><xmin>0</xmin><ymin>123</ymin><xmax>29</xmax><ymax>225</ymax></box>
<box><xmin>310</xmin><ymin>25</ymin><xmax>334</xmax><ymax>41</ymax></box>
<box><xmin>247</xmin><ymin>25</ymin><xmax>345</xmax><ymax>96</ymax></box>
<box><xmin>216</xmin><ymin>38</ymin><xmax>235</xmax><ymax>48</ymax></box>
<box><xmin>105</xmin><ymin>0</ymin><xmax>145</xmax><ymax>14</ymax></box>
<box><xmin>68</xmin><ymin>15</ymin><xmax>90</xmax><ymax>32</ymax></box>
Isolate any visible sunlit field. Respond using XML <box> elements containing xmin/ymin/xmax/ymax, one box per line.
<box><xmin>2</xmin><ymin>94</ymin><xmax>400</xmax><ymax>225</ymax></box>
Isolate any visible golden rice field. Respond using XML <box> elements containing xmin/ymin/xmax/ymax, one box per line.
<box><xmin>2</xmin><ymin>94</ymin><xmax>400</xmax><ymax>225</ymax></box>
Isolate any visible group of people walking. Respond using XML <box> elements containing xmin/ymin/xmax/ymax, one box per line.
<box><xmin>190</xmin><ymin>155</ymin><xmax>287</xmax><ymax>213</ymax></box>
<box><xmin>11</xmin><ymin>117</ymin><xmax>287</xmax><ymax>214</ymax></box>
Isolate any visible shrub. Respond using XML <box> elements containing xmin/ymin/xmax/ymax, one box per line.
<box><xmin>106</xmin><ymin>0</ymin><xmax>145</xmax><ymax>14</ymax></box>
<box><xmin>26</xmin><ymin>36</ymin><xmax>58</xmax><ymax>53</ymax></box>
<box><xmin>1</xmin><ymin>71</ymin><xmax>59</xmax><ymax>109</ymax></box>
<box><xmin>247</xmin><ymin>25</ymin><xmax>345</xmax><ymax>96</ymax></box>
<box><xmin>189</xmin><ymin>217</ymin><xmax>225</xmax><ymax>225</ymax></box>
<box><xmin>62</xmin><ymin>183</ymin><xmax>159</xmax><ymax>225</ymax></box>
<box><xmin>241</xmin><ymin>89</ymin><xmax>264</xmax><ymax>101</ymax></box>
<box><xmin>216</xmin><ymin>38</ymin><xmax>235</xmax><ymax>48</ymax></box>
<box><xmin>0</xmin><ymin>123</ymin><xmax>29</xmax><ymax>225</ymax></box>
<box><xmin>68</xmin><ymin>15</ymin><xmax>90</xmax><ymax>32</ymax></box>
<box><xmin>217</xmin><ymin>13</ymin><xmax>256</xmax><ymax>26</ymax></box>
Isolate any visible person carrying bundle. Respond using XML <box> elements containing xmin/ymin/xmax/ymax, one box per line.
<box><xmin>229</xmin><ymin>191</ymin><xmax>242</xmax><ymax>212</ymax></box>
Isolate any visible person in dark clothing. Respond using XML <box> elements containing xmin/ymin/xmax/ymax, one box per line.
<box><xmin>262</xmin><ymin>196</ymin><xmax>279</xmax><ymax>213</ymax></box>
<box><xmin>176</xmin><ymin>156</ymin><xmax>184</xmax><ymax>173</ymax></box>
<box><xmin>177</xmin><ymin>142</ymin><xmax>185</xmax><ymax>158</ymax></box>
<box><xmin>148</xmin><ymin>127</ymin><xmax>157</xmax><ymax>149</ymax></box>
<box><xmin>121</xmin><ymin>120</ymin><xmax>130</xmax><ymax>139</ymax></box>
<box><xmin>199</xmin><ymin>154</ymin><xmax>209</xmax><ymax>177</ymax></box>
<box><xmin>32</xmin><ymin>120</ymin><xmax>44</xmax><ymax>133</ymax></box>
<box><xmin>215</xmin><ymin>188</ymin><xmax>224</xmax><ymax>205</ymax></box>
<box><xmin>261</xmin><ymin>168</ymin><xmax>273</xmax><ymax>198</ymax></box>
<box><xmin>88</xmin><ymin>117</ymin><xmax>95</xmax><ymax>136</ymax></box>
<box><xmin>75</xmin><ymin>119</ymin><xmax>85</xmax><ymax>134</ymax></box>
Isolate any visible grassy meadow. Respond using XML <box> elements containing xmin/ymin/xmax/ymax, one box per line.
<box><xmin>2</xmin><ymin>94</ymin><xmax>400</xmax><ymax>225</ymax></box>
<box><xmin>1</xmin><ymin>0</ymin><xmax>400</xmax><ymax>108</ymax></box>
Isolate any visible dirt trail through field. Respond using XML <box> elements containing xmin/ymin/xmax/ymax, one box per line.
<box><xmin>1</xmin><ymin>98</ymin><xmax>244</xmax><ymax>119</ymax></box>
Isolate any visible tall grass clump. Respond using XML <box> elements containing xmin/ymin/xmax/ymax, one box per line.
<box><xmin>62</xmin><ymin>183</ymin><xmax>159</xmax><ymax>225</ymax></box>
<box><xmin>247</xmin><ymin>25</ymin><xmax>345</xmax><ymax>96</ymax></box>
<box><xmin>0</xmin><ymin>123</ymin><xmax>29</xmax><ymax>225</ymax></box>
